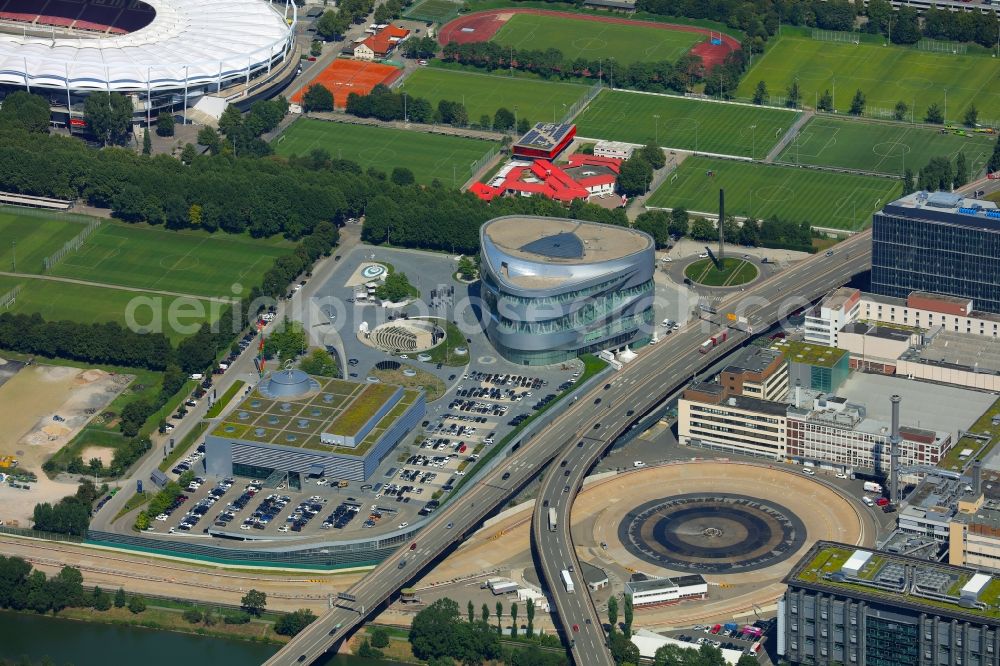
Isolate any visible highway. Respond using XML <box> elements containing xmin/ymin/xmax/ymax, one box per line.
<box><xmin>532</xmin><ymin>232</ymin><xmax>873</xmax><ymax>664</ymax></box>
<box><xmin>266</xmin><ymin>230</ymin><xmax>873</xmax><ymax>665</ymax></box>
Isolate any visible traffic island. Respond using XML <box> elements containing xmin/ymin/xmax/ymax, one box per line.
<box><xmin>684</xmin><ymin>257</ymin><xmax>758</xmax><ymax>287</ymax></box>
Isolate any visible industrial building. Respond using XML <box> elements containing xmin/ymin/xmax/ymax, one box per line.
<box><xmin>624</xmin><ymin>574</ymin><xmax>707</xmax><ymax>607</ymax></box>
<box><xmin>805</xmin><ymin>287</ymin><xmax>861</xmax><ymax>346</ymax></box>
<box><xmin>774</xmin><ymin>339</ymin><xmax>850</xmax><ymax>393</ymax></box>
<box><xmin>679</xmin><ymin>384</ymin><xmax>788</xmax><ymax>459</ymax></box>
<box><xmin>479</xmin><ymin>216</ymin><xmax>654</xmax><ymax>365</ymax></box>
<box><xmin>205</xmin><ymin>369</ymin><xmax>424</xmax><ymax>483</ymax></box>
<box><xmin>717</xmin><ymin>345</ymin><xmax>789</xmax><ymax>402</ymax></box>
<box><xmin>872</xmin><ymin>191</ymin><xmax>1000</xmax><ymax>315</ymax></box>
<box><xmin>780</xmin><ymin>540</ymin><xmax>1000</xmax><ymax>666</ymax></box>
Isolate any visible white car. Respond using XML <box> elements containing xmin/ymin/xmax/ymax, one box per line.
<box><xmin>278</xmin><ymin>525</ymin><xmax>290</xmax><ymax>532</ymax></box>
<box><xmin>660</xmin><ymin>256</ymin><xmax>672</xmax><ymax>263</ymax></box>
<box><xmin>316</xmin><ymin>478</ymin><xmax>329</xmax><ymax>486</ymax></box>
<box><xmin>398</xmin><ymin>522</ymin><xmax>409</xmax><ymax>529</ymax></box>
<box><xmin>836</xmin><ymin>472</ymin><xmax>848</xmax><ymax>479</ymax></box>
<box><xmin>633</xmin><ymin>461</ymin><xmax>646</xmax><ymax>468</ymax></box>
<box><xmin>698</xmin><ymin>253</ymin><xmax>709</xmax><ymax>258</ymax></box>
<box><xmin>802</xmin><ymin>468</ymin><xmax>815</xmax><ymax>475</ymax></box>
<box><xmin>155</xmin><ymin>514</ymin><xmax>168</xmax><ymax>521</ymax></box>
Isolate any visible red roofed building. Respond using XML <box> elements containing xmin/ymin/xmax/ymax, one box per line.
<box><xmin>354</xmin><ymin>25</ymin><xmax>410</xmax><ymax>60</ymax></box>
<box><xmin>471</xmin><ymin>154</ymin><xmax>621</xmax><ymax>203</ymax></box>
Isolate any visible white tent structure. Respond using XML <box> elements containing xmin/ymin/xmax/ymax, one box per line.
<box><xmin>0</xmin><ymin>0</ymin><xmax>295</xmax><ymax>114</ymax></box>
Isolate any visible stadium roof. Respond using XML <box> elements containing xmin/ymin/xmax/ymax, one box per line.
<box><xmin>0</xmin><ymin>0</ymin><xmax>294</xmax><ymax>93</ymax></box>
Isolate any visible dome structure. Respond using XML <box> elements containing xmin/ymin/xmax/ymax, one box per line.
<box><xmin>259</xmin><ymin>368</ymin><xmax>319</xmax><ymax>399</ymax></box>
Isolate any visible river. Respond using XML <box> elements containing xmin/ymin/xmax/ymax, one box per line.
<box><xmin>0</xmin><ymin>610</ymin><xmax>407</xmax><ymax>666</ymax></box>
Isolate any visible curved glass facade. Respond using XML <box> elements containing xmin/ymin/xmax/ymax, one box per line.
<box><xmin>479</xmin><ymin>216</ymin><xmax>655</xmax><ymax>365</ymax></box>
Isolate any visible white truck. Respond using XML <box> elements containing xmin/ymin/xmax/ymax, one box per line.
<box><xmin>548</xmin><ymin>507</ymin><xmax>557</xmax><ymax>533</ymax></box>
<box><xmin>863</xmin><ymin>481</ymin><xmax>883</xmax><ymax>494</ymax></box>
<box><xmin>561</xmin><ymin>569</ymin><xmax>575</xmax><ymax>594</ymax></box>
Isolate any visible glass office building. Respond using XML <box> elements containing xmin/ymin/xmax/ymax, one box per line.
<box><xmin>872</xmin><ymin>192</ymin><xmax>1000</xmax><ymax>315</ymax></box>
<box><xmin>480</xmin><ymin>216</ymin><xmax>655</xmax><ymax>365</ymax></box>
<box><xmin>781</xmin><ymin>541</ymin><xmax>1000</xmax><ymax>666</ymax></box>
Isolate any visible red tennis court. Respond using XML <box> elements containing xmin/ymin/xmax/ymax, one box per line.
<box><xmin>291</xmin><ymin>59</ymin><xmax>403</xmax><ymax>108</ymax></box>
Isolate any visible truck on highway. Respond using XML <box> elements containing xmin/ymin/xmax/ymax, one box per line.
<box><xmin>699</xmin><ymin>330</ymin><xmax>728</xmax><ymax>353</ymax></box>
<box><xmin>864</xmin><ymin>481</ymin><xmax>883</xmax><ymax>494</ymax></box>
<box><xmin>548</xmin><ymin>507</ymin><xmax>557</xmax><ymax>532</ymax></box>
<box><xmin>561</xmin><ymin>569</ymin><xmax>575</xmax><ymax>593</ymax></box>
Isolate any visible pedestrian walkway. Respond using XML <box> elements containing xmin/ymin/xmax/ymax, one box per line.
<box><xmin>764</xmin><ymin>109</ymin><xmax>813</xmax><ymax>163</ymax></box>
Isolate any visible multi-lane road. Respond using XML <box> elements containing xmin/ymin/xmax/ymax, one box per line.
<box><xmin>266</xmin><ymin>230</ymin><xmax>873</xmax><ymax>665</ymax></box>
<box><xmin>533</xmin><ymin>231</ymin><xmax>873</xmax><ymax>663</ymax></box>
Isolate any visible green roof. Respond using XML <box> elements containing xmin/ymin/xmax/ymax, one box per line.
<box><xmin>936</xmin><ymin>395</ymin><xmax>1000</xmax><ymax>473</ymax></box>
<box><xmin>212</xmin><ymin>375</ymin><xmax>420</xmax><ymax>456</ymax></box>
<box><xmin>787</xmin><ymin>541</ymin><xmax>1000</xmax><ymax>623</ymax></box>
<box><xmin>771</xmin><ymin>339</ymin><xmax>847</xmax><ymax>368</ymax></box>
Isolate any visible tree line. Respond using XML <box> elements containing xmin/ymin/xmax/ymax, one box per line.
<box><xmin>31</xmin><ymin>480</ymin><xmax>106</xmax><ymax>536</ymax></box>
<box><xmin>442</xmin><ymin>40</ymin><xmax>708</xmax><ymax>95</ymax></box>
<box><xmin>635</xmin><ymin>207</ymin><xmax>814</xmax><ymax>252</ymax></box>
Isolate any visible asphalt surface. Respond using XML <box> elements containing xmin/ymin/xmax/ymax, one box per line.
<box><xmin>265</xmin><ymin>230</ymin><xmax>873</xmax><ymax>665</ymax></box>
<box><xmin>531</xmin><ymin>231</ymin><xmax>873</xmax><ymax>664</ymax></box>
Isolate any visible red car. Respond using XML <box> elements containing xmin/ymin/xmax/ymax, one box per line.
<box><xmin>876</xmin><ymin>497</ymin><xmax>889</xmax><ymax>507</ymax></box>
<box><xmin>410</xmin><ymin>542</ymin><xmax>417</xmax><ymax>550</ymax></box>
<box><xmin>572</xmin><ymin>624</ymin><xmax>579</xmax><ymax>633</ymax></box>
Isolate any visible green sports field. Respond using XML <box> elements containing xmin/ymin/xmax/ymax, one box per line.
<box><xmin>0</xmin><ymin>210</ymin><xmax>92</xmax><ymax>274</ymax></box>
<box><xmin>404</xmin><ymin>0</ymin><xmax>460</xmax><ymax>22</ymax></box>
<box><xmin>274</xmin><ymin>119</ymin><xmax>498</xmax><ymax>186</ymax></box>
<box><xmin>5</xmin><ymin>279</ymin><xmax>217</xmax><ymax>343</ymax></box>
<box><xmin>50</xmin><ymin>223</ymin><xmax>290</xmax><ymax>298</ymax></box>
<box><xmin>491</xmin><ymin>13</ymin><xmax>701</xmax><ymax>66</ymax></box>
<box><xmin>777</xmin><ymin>116</ymin><xmax>997</xmax><ymax>176</ymax></box>
<box><xmin>402</xmin><ymin>68</ymin><xmax>589</xmax><ymax>127</ymax></box>
<box><xmin>648</xmin><ymin>156</ymin><xmax>902</xmax><ymax>231</ymax></box>
<box><xmin>736</xmin><ymin>36</ymin><xmax>1000</xmax><ymax>120</ymax></box>
<box><xmin>575</xmin><ymin>90</ymin><xmax>800</xmax><ymax>158</ymax></box>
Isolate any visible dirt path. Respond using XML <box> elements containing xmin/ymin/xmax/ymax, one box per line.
<box><xmin>0</xmin><ymin>271</ymin><xmax>237</xmax><ymax>304</ymax></box>
<box><xmin>438</xmin><ymin>9</ymin><xmax>740</xmax><ymax>70</ymax></box>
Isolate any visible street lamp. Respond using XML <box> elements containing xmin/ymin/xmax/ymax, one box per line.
<box><xmin>653</xmin><ymin>114</ymin><xmax>660</xmax><ymax>146</ymax></box>
<box><xmin>403</xmin><ymin>92</ymin><xmax>408</xmax><ymax>123</ymax></box>
<box><xmin>750</xmin><ymin>124</ymin><xmax>757</xmax><ymax>160</ymax></box>
<box><xmin>10</xmin><ymin>240</ymin><xmax>14</xmax><ymax>273</ymax></box>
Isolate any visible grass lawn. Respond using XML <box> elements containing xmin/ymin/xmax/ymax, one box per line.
<box><xmin>684</xmin><ymin>257</ymin><xmax>758</xmax><ymax>286</ymax></box>
<box><xmin>6</xmin><ymin>279</ymin><xmax>219</xmax><ymax>344</ymax></box>
<box><xmin>491</xmin><ymin>12</ymin><xmax>701</xmax><ymax>66</ymax></box>
<box><xmin>50</xmin><ymin>222</ymin><xmax>290</xmax><ymax>298</ymax></box>
<box><xmin>736</xmin><ymin>35</ymin><xmax>1000</xmax><ymax>120</ymax></box>
<box><xmin>778</xmin><ymin>116</ymin><xmax>997</xmax><ymax>176</ymax></box>
<box><xmin>575</xmin><ymin>90</ymin><xmax>799</xmax><ymax>158</ymax></box>
<box><xmin>404</xmin><ymin>0</ymin><xmax>460</xmax><ymax>22</ymax></box>
<box><xmin>0</xmin><ymin>208</ymin><xmax>94</xmax><ymax>275</ymax></box>
<box><xmin>401</xmin><ymin>68</ymin><xmax>589</xmax><ymax>127</ymax></box>
<box><xmin>647</xmin><ymin>156</ymin><xmax>902</xmax><ymax>231</ymax></box>
<box><xmin>274</xmin><ymin>119</ymin><xmax>498</xmax><ymax>186</ymax></box>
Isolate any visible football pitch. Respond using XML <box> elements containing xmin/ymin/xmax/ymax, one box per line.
<box><xmin>0</xmin><ymin>210</ymin><xmax>92</xmax><ymax>274</ymax></box>
<box><xmin>647</xmin><ymin>156</ymin><xmax>902</xmax><ymax>231</ymax></box>
<box><xmin>5</xmin><ymin>279</ymin><xmax>217</xmax><ymax>343</ymax></box>
<box><xmin>404</xmin><ymin>0</ymin><xmax>459</xmax><ymax>22</ymax></box>
<box><xmin>402</xmin><ymin>68</ymin><xmax>589</xmax><ymax>127</ymax></box>
<box><xmin>491</xmin><ymin>13</ymin><xmax>701</xmax><ymax>66</ymax></box>
<box><xmin>575</xmin><ymin>90</ymin><xmax>799</xmax><ymax>158</ymax></box>
<box><xmin>274</xmin><ymin>118</ymin><xmax>498</xmax><ymax>187</ymax></box>
<box><xmin>736</xmin><ymin>36</ymin><xmax>1000</xmax><ymax>120</ymax></box>
<box><xmin>51</xmin><ymin>223</ymin><xmax>291</xmax><ymax>298</ymax></box>
<box><xmin>777</xmin><ymin>116</ymin><xmax>997</xmax><ymax>176</ymax></box>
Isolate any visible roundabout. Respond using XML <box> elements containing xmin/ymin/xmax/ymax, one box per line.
<box><xmin>618</xmin><ymin>492</ymin><xmax>806</xmax><ymax>573</ymax></box>
<box><xmin>684</xmin><ymin>257</ymin><xmax>758</xmax><ymax>288</ymax></box>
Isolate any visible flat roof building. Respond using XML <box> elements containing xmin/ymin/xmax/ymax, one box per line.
<box><xmin>805</xmin><ymin>287</ymin><xmax>861</xmax><ymax>346</ymax></box>
<box><xmin>512</xmin><ymin>122</ymin><xmax>576</xmax><ymax>160</ymax></box>
<box><xmin>205</xmin><ymin>369</ymin><xmax>424</xmax><ymax>483</ymax></box>
<box><xmin>624</xmin><ymin>574</ymin><xmax>707</xmax><ymax>607</ymax></box>
<box><xmin>479</xmin><ymin>216</ymin><xmax>654</xmax><ymax>365</ymax></box>
<box><xmin>872</xmin><ymin>191</ymin><xmax>1000</xmax><ymax>315</ymax></box>
<box><xmin>718</xmin><ymin>345</ymin><xmax>789</xmax><ymax>402</ymax></box>
<box><xmin>780</xmin><ymin>540</ymin><xmax>1000</xmax><ymax>666</ymax></box>
<box><xmin>772</xmin><ymin>339</ymin><xmax>850</xmax><ymax>394</ymax></box>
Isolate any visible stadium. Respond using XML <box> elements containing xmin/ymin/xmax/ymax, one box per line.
<box><xmin>479</xmin><ymin>216</ymin><xmax>655</xmax><ymax>366</ymax></box>
<box><xmin>0</xmin><ymin>0</ymin><xmax>297</xmax><ymax>120</ymax></box>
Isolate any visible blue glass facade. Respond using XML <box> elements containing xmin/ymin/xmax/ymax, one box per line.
<box><xmin>872</xmin><ymin>205</ymin><xmax>1000</xmax><ymax>314</ymax></box>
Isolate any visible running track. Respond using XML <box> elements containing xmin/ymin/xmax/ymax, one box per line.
<box><xmin>437</xmin><ymin>9</ymin><xmax>739</xmax><ymax>69</ymax></box>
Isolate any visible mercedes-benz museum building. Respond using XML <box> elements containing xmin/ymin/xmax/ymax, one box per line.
<box><xmin>480</xmin><ymin>216</ymin><xmax>655</xmax><ymax>365</ymax></box>
<box><xmin>0</xmin><ymin>0</ymin><xmax>297</xmax><ymax>120</ymax></box>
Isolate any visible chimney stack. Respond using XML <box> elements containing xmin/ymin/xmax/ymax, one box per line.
<box><xmin>890</xmin><ymin>395</ymin><xmax>901</xmax><ymax>504</ymax></box>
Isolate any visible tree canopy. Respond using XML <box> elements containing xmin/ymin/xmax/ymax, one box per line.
<box><xmin>83</xmin><ymin>91</ymin><xmax>134</xmax><ymax>146</ymax></box>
